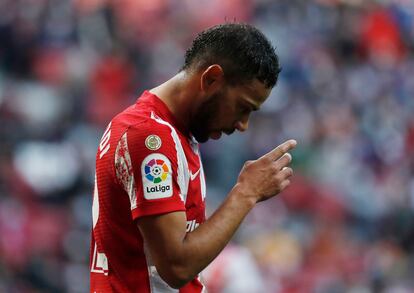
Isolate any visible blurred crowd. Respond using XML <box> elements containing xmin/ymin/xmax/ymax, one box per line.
<box><xmin>0</xmin><ymin>0</ymin><xmax>413</xmax><ymax>292</ymax></box>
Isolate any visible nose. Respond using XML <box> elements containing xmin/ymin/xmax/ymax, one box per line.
<box><xmin>235</xmin><ymin>120</ymin><xmax>249</xmax><ymax>132</ymax></box>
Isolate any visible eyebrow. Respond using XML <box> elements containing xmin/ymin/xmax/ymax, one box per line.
<box><xmin>243</xmin><ymin>87</ymin><xmax>262</xmax><ymax>111</ymax></box>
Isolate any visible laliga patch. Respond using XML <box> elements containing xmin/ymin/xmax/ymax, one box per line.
<box><xmin>141</xmin><ymin>153</ymin><xmax>173</xmax><ymax>199</ymax></box>
<box><xmin>145</xmin><ymin>135</ymin><xmax>162</xmax><ymax>151</ymax></box>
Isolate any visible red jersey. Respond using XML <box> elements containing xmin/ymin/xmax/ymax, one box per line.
<box><xmin>90</xmin><ymin>91</ymin><xmax>207</xmax><ymax>292</ymax></box>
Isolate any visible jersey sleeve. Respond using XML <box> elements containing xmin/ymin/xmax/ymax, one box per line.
<box><xmin>114</xmin><ymin>120</ymin><xmax>186</xmax><ymax>220</ymax></box>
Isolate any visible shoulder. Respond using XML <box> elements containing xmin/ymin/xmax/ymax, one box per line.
<box><xmin>125</xmin><ymin>117</ymin><xmax>175</xmax><ymax>150</ymax></box>
<box><xmin>113</xmin><ymin>114</ymin><xmax>179</xmax><ymax>170</ymax></box>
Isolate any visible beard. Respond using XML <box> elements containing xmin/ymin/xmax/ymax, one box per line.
<box><xmin>189</xmin><ymin>92</ymin><xmax>222</xmax><ymax>143</ymax></box>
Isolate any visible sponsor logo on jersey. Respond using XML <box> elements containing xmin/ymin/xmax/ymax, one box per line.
<box><xmin>144</xmin><ymin>158</ymin><xmax>169</xmax><ymax>183</ymax></box>
<box><xmin>145</xmin><ymin>134</ymin><xmax>162</xmax><ymax>151</ymax></box>
<box><xmin>141</xmin><ymin>153</ymin><xmax>173</xmax><ymax>199</ymax></box>
<box><xmin>190</xmin><ymin>168</ymin><xmax>200</xmax><ymax>181</ymax></box>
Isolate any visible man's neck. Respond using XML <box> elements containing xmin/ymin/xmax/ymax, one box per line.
<box><xmin>149</xmin><ymin>71</ymin><xmax>199</xmax><ymax>132</ymax></box>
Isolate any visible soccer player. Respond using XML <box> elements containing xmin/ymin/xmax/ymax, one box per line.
<box><xmin>90</xmin><ymin>23</ymin><xmax>296</xmax><ymax>292</ymax></box>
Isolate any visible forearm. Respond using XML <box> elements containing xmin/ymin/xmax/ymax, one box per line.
<box><xmin>172</xmin><ymin>184</ymin><xmax>256</xmax><ymax>283</ymax></box>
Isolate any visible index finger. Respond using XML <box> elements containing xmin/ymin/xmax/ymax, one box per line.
<box><xmin>262</xmin><ymin>139</ymin><xmax>297</xmax><ymax>161</ymax></box>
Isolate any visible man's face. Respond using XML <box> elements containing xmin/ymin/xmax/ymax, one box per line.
<box><xmin>190</xmin><ymin>79</ymin><xmax>271</xmax><ymax>143</ymax></box>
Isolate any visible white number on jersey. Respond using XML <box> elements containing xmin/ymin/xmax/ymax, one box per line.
<box><xmin>99</xmin><ymin>122</ymin><xmax>112</xmax><ymax>159</ymax></box>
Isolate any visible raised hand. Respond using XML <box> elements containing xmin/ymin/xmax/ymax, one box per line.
<box><xmin>236</xmin><ymin>139</ymin><xmax>297</xmax><ymax>203</ymax></box>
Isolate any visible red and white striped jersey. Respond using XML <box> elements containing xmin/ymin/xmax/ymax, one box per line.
<box><xmin>90</xmin><ymin>91</ymin><xmax>207</xmax><ymax>292</ymax></box>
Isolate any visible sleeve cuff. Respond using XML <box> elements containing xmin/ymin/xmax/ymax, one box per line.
<box><xmin>131</xmin><ymin>200</ymin><xmax>186</xmax><ymax>220</ymax></box>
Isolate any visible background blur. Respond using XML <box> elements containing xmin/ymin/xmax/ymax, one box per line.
<box><xmin>0</xmin><ymin>0</ymin><xmax>414</xmax><ymax>292</ymax></box>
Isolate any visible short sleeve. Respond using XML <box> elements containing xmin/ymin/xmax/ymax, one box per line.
<box><xmin>114</xmin><ymin>120</ymin><xmax>185</xmax><ymax>220</ymax></box>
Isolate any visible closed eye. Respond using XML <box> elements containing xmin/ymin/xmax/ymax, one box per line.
<box><xmin>240</xmin><ymin>105</ymin><xmax>251</xmax><ymax>115</ymax></box>
<box><xmin>241</xmin><ymin>103</ymin><xmax>258</xmax><ymax>114</ymax></box>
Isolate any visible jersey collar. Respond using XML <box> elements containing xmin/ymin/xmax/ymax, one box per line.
<box><xmin>139</xmin><ymin>91</ymin><xmax>190</xmax><ymax>137</ymax></box>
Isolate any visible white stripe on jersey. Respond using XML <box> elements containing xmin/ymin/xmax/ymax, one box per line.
<box><xmin>150</xmin><ymin>111</ymin><xmax>189</xmax><ymax>203</ymax></box>
<box><xmin>115</xmin><ymin>132</ymin><xmax>137</xmax><ymax>209</ymax></box>
<box><xmin>190</xmin><ymin>141</ymin><xmax>206</xmax><ymax>201</ymax></box>
<box><xmin>92</xmin><ymin>174</ymin><xmax>99</xmax><ymax>228</ymax></box>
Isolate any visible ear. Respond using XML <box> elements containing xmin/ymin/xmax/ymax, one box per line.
<box><xmin>200</xmin><ymin>65</ymin><xmax>224</xmax><ymax>93</ymax></box>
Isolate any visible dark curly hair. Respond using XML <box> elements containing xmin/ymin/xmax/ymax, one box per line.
<box><xmin>181</xmin><ymin>23</ymin><xmax>281</xmax><ymax>88</ymax></box>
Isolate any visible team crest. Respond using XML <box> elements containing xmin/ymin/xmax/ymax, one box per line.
<box><xmin>145</xmin><ymin>135</ymin><xmax>162</xmax><ymax>150</ymax></box>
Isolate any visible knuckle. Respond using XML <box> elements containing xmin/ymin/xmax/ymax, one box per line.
<box><xmin>275</xmin><ymin>146</ymin><xmax>283</xmax><ymax>154</ymax></box>
<box><xmin>283</xmin><ymin>180</ymin><xmax>291</xmax><ymax>188</ymax></box>
<box><xmin>275</xmin><ymin>161</ymin><xmax>286</xmax><ymax>171</ymax></box>
<box><xmin>276</xmin><ymin>154</ymin><xmax>290</xmax><ymax>166</ymax></box>
<box><xmin>279</xmin><ymin>180</ymin><xmax>289</xmax><ymax>190</ymax></box>
<box><xmin>275</xmin><ymin>149</ymin><xmax>284</xmax><ymax>159</ymax></box>
<box><xmin>270</xmin><ymin>164</ymin><xmax>279</xmax><ymax>173</ymax></box>
<box><xmin>244</xmin><ymin>160</ymin><xmax>254</xmax><ymax>168</ymax></box>
<box><xmin>281</xmin><ymin>153</ymin><xmax>292</xmax><ymax>164</ymax></box>
<box><xmin>284</xmin><ymin>167</ymin><xmax>293</xmax><ymax>176</ymax></box>
<box><xmin>261</xmin><ymin>155</ymin><xmax>271</xmax><ymax>164</ymax></box>
<box><xmin>274</xmin><ymin>173</ymin><xmax>283</xmax><ymax>184</ymax></box>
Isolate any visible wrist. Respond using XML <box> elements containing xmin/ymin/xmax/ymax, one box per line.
<box><xmin>230</xmin><ymin>183</ymin><xmax>257</xmax><ymax>208</ymax></box>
